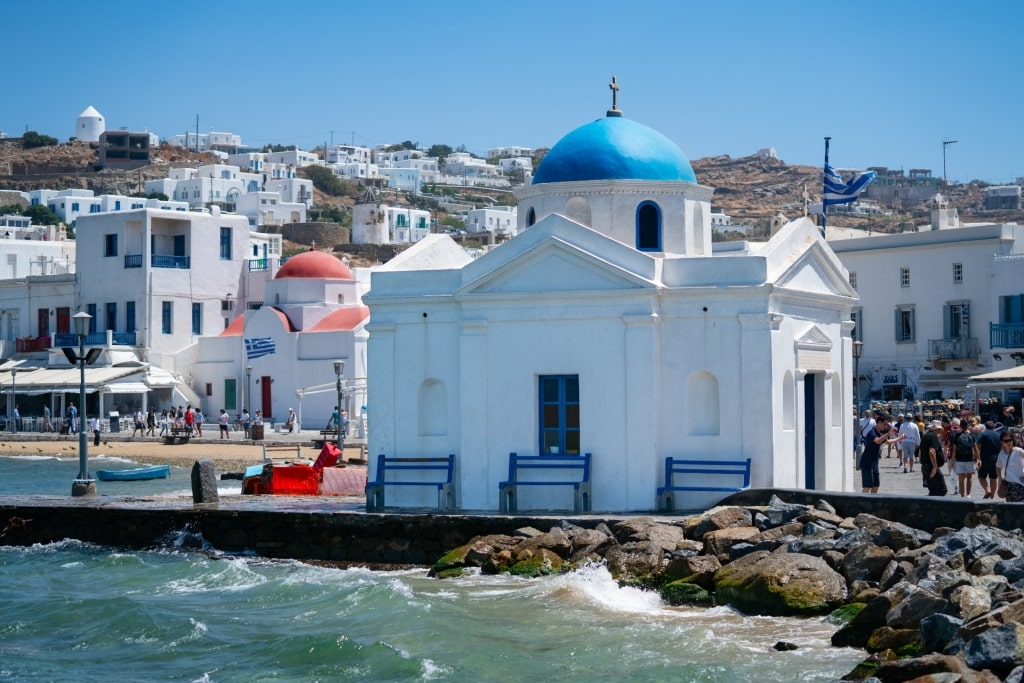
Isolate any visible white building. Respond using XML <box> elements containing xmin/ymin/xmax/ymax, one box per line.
<box><xmin>152</xmin><ymin>164</ymin><xmax>262</xmax><ymax>210</ymax></box>
<box><xmin>267</xmin><ymin>149</ymin><xmax>319</xmax><ymax>168</ymax></box>
<box><xmin>265</xmin><ymin>177</ymin><xmax>313</xmax><ymax>208</ymax></box>
<box><xmin>364</xmin><ymin>101</ymin><xmax>859</xmax><ymax>513</ymax></box>
<box><xmin>43</xmin><ymin>190</ymin><xmax>189</xmax><ymax>227</ymax></box>
<box><xmin>488</xmin><ymin>146</ymin><xmax>534</xmax><ymax>160</ymax></box>
<box><xmin>465</xmin><ymin>206</ymin><xmax>517</xmax><ymax>235</ymax></box>
<box><xmin>75</xmin><ymin>105</ymin><xmax>105</xmax><ymax>143</ymax></box>
<box><xmin>0</xmin><ymin>207</ymin><xmax>264</xmax><ymax>420</ymax></box>
<box><xmin>326</xmin><ymin>144</ymin><xmax>372</xmax><ymax>165</ymax></box>
<box><xmin>830</xmin><ymin>195</ymin><xmax>1024</xmax><ymax>404</ymax></box>
<box><xmin>166</xmin><ymin>131</ymin><xmax>243</xmax><ymax>152</ymax></box>
<box><xmin>194</xmin><ymin>249</ymin><xmax>368</xmax><ymax>426</ymax></box>
<box><xmin>443</xmin><ymin>152</ymin><xmax>501</xmax><ymax>180</ymax></box>
<box><xmin>0</xmin><ymin>217</ymin><xmax>74</xmax><ymax>278</ymax></box>
<box><xmin>234</xmin><ymin>192</ymin><xmax>306</xmax><ymax>228</ymax></box>
<box><xmin>72</xmin><ymin>207</ymin><xmax>257</xmax><ymax>371</ymax></box>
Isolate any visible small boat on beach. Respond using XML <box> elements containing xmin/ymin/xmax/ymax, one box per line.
<box><xmin>95</xmin><ymin>464</ymin><xmax>170</xmax><ymax>481</ymax></box>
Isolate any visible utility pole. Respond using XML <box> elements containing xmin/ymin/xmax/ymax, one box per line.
<box><xmin>943</xmin><ymin>139</ymin><xmax>957</xmax><ymax>184</ymax></box>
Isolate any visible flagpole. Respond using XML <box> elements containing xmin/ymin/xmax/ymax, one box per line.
<box><xmin>822</xmin><ymin>136</ymin><xmax>830</xmax><ymax>238</ymax></box>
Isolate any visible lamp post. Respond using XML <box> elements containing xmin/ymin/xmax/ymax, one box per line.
<box><xmin>71</xmin><ymin>311</ymin><xmax>95</xmax><ymax>496</ymax></box>
<box><xmin>852</xmin><ymin>340</ymin><xmax>864</xmax><ymax>414</ymax></box>
<box><xmin>245</xmin><ymin>365</ymin><xmax>253</xmax><ymax>416</ymax></box>
<box><xmin>942</xmin><ymin>139</ymin><xmax>957</xmax><ymax>185</ymax></box>
<box><xmin>10</xmin><ymin>367</ymin><xmax>15</xmax><ymax>433</ymax></box>
<box><xmin>333</xmin><ymin>360</ymin><xmax>345</xmax><ymax>451</ymax></box>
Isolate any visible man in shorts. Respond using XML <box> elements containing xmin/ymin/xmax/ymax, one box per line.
<box><xmin>976</xmin><ymin>421</ymin><xmax>1002</xmax><ymax>499</ymax></box>
<box><xmin>952</xmin><ymin>421</ymin><xmax>979</xmax><ymax>497</ymax></box>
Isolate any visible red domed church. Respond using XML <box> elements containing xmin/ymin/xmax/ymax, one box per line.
<box><xmin>194</xmin><ymin>248</ymin><xmax>368</xmax><ymax>429</ymax></box>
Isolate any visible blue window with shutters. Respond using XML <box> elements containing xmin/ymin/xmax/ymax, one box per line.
<box><xmin>539</xmin><ymin>375</ymin><xmax>580</xmax><ymax>455</ymax></box>
<box><xmin>220</xmin><ymin>227</ymin><xmax>232</xmax><ymax>260</ymax></box>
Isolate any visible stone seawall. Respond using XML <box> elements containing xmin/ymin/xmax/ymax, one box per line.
<box><xmin>1</xmin><ymin>489</ymin><xmax>1019</xmax><ymax>565</ymax></box>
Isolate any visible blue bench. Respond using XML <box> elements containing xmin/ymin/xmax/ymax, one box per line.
<box><xmin>499</xmin><ymin>452</ymin><xmax>592</xmax><ymax>514</ymax></box>
<box><xmin>657</xmin><ymin>457</ymin><xmax>751</xmax><ymax>511</ymax></box>
<box><xmin>365</xmin><ymin>454</ymin><xmax>456</xmax><ymax>512</ymax></box>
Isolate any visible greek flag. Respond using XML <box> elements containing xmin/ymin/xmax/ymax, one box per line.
<box><xmin>245</xmin><ymin>336</ymin><xmax>276</xmax><ymax>360</ymax></box>
<box><xmin>823</xmin><ymin>164</ymin><xmax>876</xmax><ymax>205</ymax></box>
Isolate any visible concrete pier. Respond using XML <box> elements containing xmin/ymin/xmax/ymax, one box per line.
<box><xmin>1</xmin><ymin>488</ymin><xmax>1019</xmax><ymax>566</ymax></box>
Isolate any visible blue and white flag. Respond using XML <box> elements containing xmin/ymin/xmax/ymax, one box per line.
<box><xmin>245</xmin><ymin>336</ymin><xmax>276</xmax><ymax>360</ymax></box>
<box><xmin>823</xmin><ymin>164</ymin><xmax>876</xmax><ymax>205</ymax></box>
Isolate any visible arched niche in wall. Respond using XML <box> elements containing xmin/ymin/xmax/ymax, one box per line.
<box><xmin>564</xmin><ymin>197</ymin><xmax>591</xmax><ymax>226</ymax></box>
<box><xmin>783</xmin><ymin>370</ymin><xmax>795</xmax><ymax>430</ymax></box>
<box><xmin>418</xmin><ymin>378</ymin><xmax>447</xmax><ymax>436</ymax></box>
<box><xmin>687</xmin><ymin>370</ymin><xmax>720</xmax><ymax>436</ymax></box>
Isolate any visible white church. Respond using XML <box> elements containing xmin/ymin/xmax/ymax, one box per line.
<box><xmin>364</xmin><ymin>84</ymin><xmax>860</xmax><ymax>512</ymax></box>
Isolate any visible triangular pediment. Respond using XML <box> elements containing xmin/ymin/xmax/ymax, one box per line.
<box><xmin>458</xmin><ymin>237</ymin><xmax>653</xmax><ymax>296</ymax></box>
<box><xmin>795</xmin><ymin>324</ymin><xmax>833</xmax><ymax>351</ymax></box>
<box><xmin>774</xmin><ymin>242</ymin><xmax>856</xmax><ymax>298</ymax></box>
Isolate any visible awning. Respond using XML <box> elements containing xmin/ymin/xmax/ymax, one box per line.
<box><xmin>103</xmin><ymin>382</ymin><xmax>151</xmax><ymax>394</ymax></box>
<box><xmin>0</xmin><ymin>366</ymin><xmax>143</xmax><ymax>393</ymax></box>
<box><xmin>967</xmin><ymin>365</ymin><xmax>1024</xmax><ymax>390</ymax></box>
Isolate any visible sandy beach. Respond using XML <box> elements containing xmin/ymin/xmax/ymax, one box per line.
<box><xmin>0</xmin><ymin>434</ymin><xmax>362</xmax><ymax>474</ymax></box>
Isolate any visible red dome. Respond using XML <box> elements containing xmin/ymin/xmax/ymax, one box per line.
<box><xmin>275</xmin><ymin>249</ymin><xmax>353</xmax><ymax>280</ymax></box>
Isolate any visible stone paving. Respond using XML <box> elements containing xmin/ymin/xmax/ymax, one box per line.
<box><xmin>857</xmin><ymin>448</ymin><xmax>994</xmax><ymax>500</ymax></box>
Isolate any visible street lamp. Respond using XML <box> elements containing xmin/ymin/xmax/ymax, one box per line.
<box><xmin>71</xmin><ymin>311</ymin><xmax>96</xmax><ymax>496</ymax></box>
<box><xmin>10</xmin><ymin>367</ymin><xmax>16</xmax><ymax>433</ymax></box>
<box><xmin>852</xmin><ymin>340</ymin><xmax>864</xmax><ymax>413</ymax></box>
<box><xmin>942</xmin><ymin>139</ymin><xmax>957</xmax><ymax>185</ymax></box>
<box><xmin>245</xmin><ymin>365</ymin><xmax>253</xmax><ymax>416</ymax></box>
<box><xmin>333</xmin><ymin>360</ymin><xmax>345</xmax><ymax>451</ymax></box>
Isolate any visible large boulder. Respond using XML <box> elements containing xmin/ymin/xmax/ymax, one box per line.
<box><xmin>611</xmin><ymin>518</ymin><xmax>685</xmax><ymax>552</ymax></box>
<box><xmin>685</xmin><ymin>506</ymin><xmax>753</xmax><ymax>539</ymax></box>
<box><xmin>964</xmin><ymin>622</ymin><xmax>1024</xmax><ymax>677</ymax></box>
<box><xmin>663</xmin><ymin>553</ymin><xmax>721</xmax><ymax>589</ymax></box>
<box><xmin>841</xmin><ymin>543</ymin><xmax>896</xmax><ymax>584</ymax></box>
<box><xmin>604</xmin><ymin>540</ymin><xmax>664</xmax><ymax>582</ymax></box>
<box><xmin>853</xmin><ymin>513</ymin><xmax>931</xmax><ymax>551</ymax></box>
<box><xmin>713</xmin><ymin>552</ymin><xmax>846</xmax><ymax>616</ymax></box>
<box><xmin>703</xmin><ymin>526</ymin><xmax>760</xmax><ymax>561</ymax></box>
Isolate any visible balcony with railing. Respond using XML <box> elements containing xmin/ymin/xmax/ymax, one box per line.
<box><xmin>124</xmin><ymin>253</ymin><xmax>143</xmax><ymax>268</ymax></box>
<box><xmin>152</xmin><ymin>254</ymin><xmax>190</xmax><ymax>269</ymax></box>
<box><xmin>16</xmin><ymin>336</ymin><xmax>51</xmax><ymax>353</ymax></box>
<box><xmin>248</xmin><ymin>258</ymin><xmax>269</xmax><ymax>271</ymax></box>
<box><xmin>53</xmin><ymin>331</ymin><xmax>137</xmax><ymax>347</ymax></box>
<box><xmin>990</xmin><ymin>323</ymin><xmax>1024</xmax><ymax>349</ymax></box>
<box><xmin>928</xmin><ymin>337</ymin><xmax>980</xmax><ymax>361</ymax></box>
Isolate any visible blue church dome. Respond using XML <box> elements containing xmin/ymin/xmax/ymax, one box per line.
<box><xmin>532</xmin><ymin>115</ymin><xmax>696</xmax><ymax>185</ymax></box>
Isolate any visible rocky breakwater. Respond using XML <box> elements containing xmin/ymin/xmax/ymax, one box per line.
<box><xmin>429</xmin><ymin>496</ymin><xmax>1024</xmax><ymax>682</ymax></box>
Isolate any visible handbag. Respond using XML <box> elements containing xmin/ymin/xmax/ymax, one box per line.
<box><xmin>998</xmin><ymin>475</ymin><xmax>1007</xmax><ymax>499</ymax></box>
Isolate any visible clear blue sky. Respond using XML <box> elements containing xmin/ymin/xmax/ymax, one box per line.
<box><xmin>5</xmin><ymin>0</ymin><xmax>1022</xmax><ymax>183</ymax></box>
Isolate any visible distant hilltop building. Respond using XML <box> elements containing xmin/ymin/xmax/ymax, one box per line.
<box><xmin>863</xmin><ymin>167</ymin><xmax>938</xmax><ymax>206</ymax></box>
<box><xmin>76</xmin><ymin>106</ymin><xmax>105</xmax><ymax>143</ymax></box>
<box><xmin>755</xmin><ymin>147</ymin><xmax>778</xmax><ymax>160</ymax></box>
<box><xmin>165</xmin><ymin>131</ymin><xmax>245</xmax><ymax>153</ymax></box>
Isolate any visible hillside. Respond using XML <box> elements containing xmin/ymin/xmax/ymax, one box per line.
<box><xmin>2</xmin><ymin>140</ymin><xmax>1019</xmax><ymax>236</ymax></box>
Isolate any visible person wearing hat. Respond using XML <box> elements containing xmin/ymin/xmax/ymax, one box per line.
<box><xmin>860</xmin><ymin>413</ymin><xmax>892</xmax><ymax>494</ymax></box>
<box><xmin>920</xmin><ymin>420</ymin><xmax>949</xmax><ymax>497</ymax></box>
<box><xmin>897</xmin><ymin>412</ymin><xmax>921</xmax><ymax>474</ymax></box>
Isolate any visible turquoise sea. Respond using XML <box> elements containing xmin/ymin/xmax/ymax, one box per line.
<box><xmin>0</xmin><ymin>456</ymin><xmax>865</xmax><ymax>682</ymax></box>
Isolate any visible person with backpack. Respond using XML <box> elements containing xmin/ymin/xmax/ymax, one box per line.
<box><xmin>953</xmin><ymin>420</ymin><xmax>980</xmax><ymax>497</ymax></box>
<box><xmin>920</xmin><ymin>420</ymin><xmax>948</xmax><ymax>497</ymax></box>
<box><xmin>977</xmin><ymin>421</ymin><xmax>1002</xmax><ymax>499</ymax></box>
